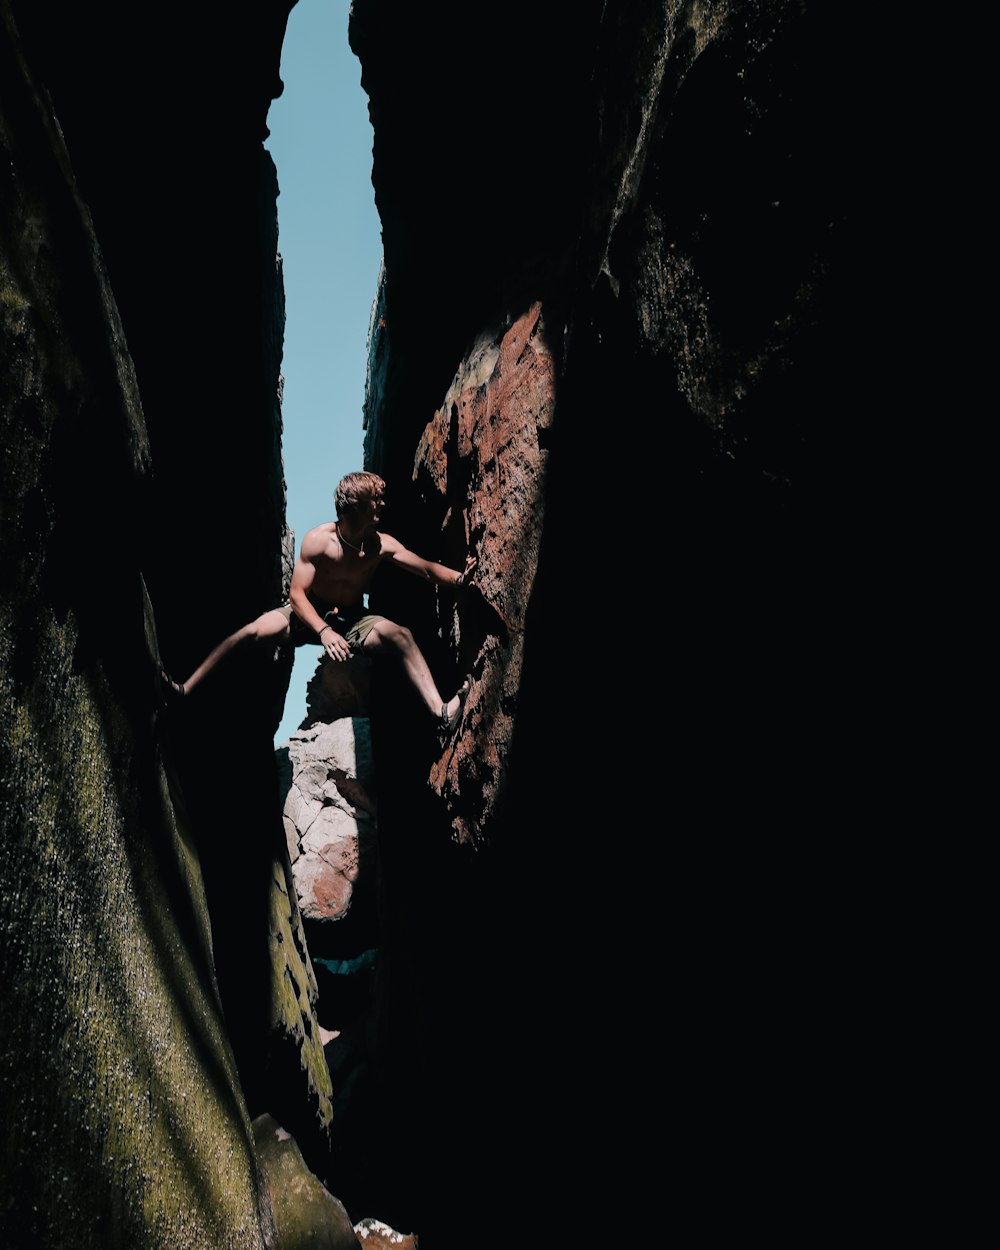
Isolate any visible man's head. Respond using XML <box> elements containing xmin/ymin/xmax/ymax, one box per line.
<box><xmin>335</xmin><ymin>471</ymin><xmax>386</xmax><ymax>522</ymax></box>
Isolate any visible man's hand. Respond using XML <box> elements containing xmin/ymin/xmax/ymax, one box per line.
<box><xmin>319</xmin><ymin>610</ymin><xmax>351</xmax><ymax>662</ymax></box>
<box><xmin>322</xmin><ymin>628</ymin><xmax>351</xmax><ymax>662</ymax></box>
<box><xmin>456</xmin><ymin>555</ymin><xmax>478</xmax><ymax>588</ymax></box>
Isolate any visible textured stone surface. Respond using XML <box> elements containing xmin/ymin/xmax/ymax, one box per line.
<box><xmin>415</xmin><ymin>302</ymin><xmax>555</xmax><ymax>843</ymax></box>
<box><xmin>6</xmin><ymin>0</ymin><xmax>340</xmax><ymax>1186</ymax></box>
<box><xmin>347</xmin><ymin>4</ymin><xmax>866</xmax><ymax>1247</ymax></box>
<box><xmin>353</xmin><ymin>1219</ymin><xmax>418</xmax><ymax>1249</ymax></box>
<box><xmin>253</xmin><ymin>1114</ymin><xmax>419</xmax><ymax>1249</ymax></box>
<box><xmin>0</xmin><ymin>4</ymin><xmax>276</xmax><ymax>1244</ymax></box>
<box><xmin>267</xmin><ymin>851</ymin><xmax>334</xmax><ymax>1130</ymax></box>
<box><xmin>278</xmin><ymin>707</ymin><xmax>376</xmax><ymax>924</ymax></box>
<box><xmin>253</xmin><ymin>1114</ymin><xmax>360</xmax><ymax>1249</ymax></box>
<box><xmin>302</xmin><ymin>654</ymin><xmax>373</xmax><ymax>730</ymax></box>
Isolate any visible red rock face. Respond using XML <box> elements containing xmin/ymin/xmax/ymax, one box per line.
<box><xmin>415</xmin><ymin>302</ymin><xmax>555</xmax><ymax>845</ymax></box>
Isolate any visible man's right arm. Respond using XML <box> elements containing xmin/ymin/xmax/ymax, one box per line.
<box><xmin>289</xmin><ymin>537</ymin><xmax>350</xmax><ymax>662</ymax></box>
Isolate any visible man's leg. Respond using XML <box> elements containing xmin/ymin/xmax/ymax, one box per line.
<box><xmin>359</xmin><ymin>619</ymin><xmax>469</xmax><ymax>725</ymax></box>
<box><xmin>165</xmin><ymin>608</ymin><xmax>292</xmax><ymax>697</ymax></box>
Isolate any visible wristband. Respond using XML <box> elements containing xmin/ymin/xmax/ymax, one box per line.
<box><xmin>319</xmin><ymin>625</ymin><xmax>332</xmax><ymax>636</ymax></box>
<box><xmin>455</xmin><ymin>571</ymin><xmax>464</xmax><ymax>588</ymax></box>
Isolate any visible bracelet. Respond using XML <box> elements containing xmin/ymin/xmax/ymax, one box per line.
<box><xmin>318</xmin><ymin>625</ymin><xmax>332</xmax><ymax>636</ymax></box>
<box><xmin>455</xmin><ymin>571</ymin><xmax>464</xmax><ymax>588</ymax></box>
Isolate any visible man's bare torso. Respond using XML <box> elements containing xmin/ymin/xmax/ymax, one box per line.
<box><xmin>302</xmin><ymin>522</ymin><xmax>385</xmax><ymax>611</ymax></box>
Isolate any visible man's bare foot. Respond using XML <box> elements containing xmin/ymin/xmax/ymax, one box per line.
<box><xmin>440</xmin><ymin>675</ymin><xmax>471</xmax><ymax>738</ymax></box>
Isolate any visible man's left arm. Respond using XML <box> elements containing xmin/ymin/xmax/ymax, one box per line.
<box><xmin>382</xmin><ymin>535</ymin><xmax>477</xmax><ymax>588</ymax></box>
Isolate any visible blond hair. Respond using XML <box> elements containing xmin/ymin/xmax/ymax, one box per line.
<box><xmin>334</xmin><ymin>471</ymin><xmax>386</xmax><ymax>520</ymax></box>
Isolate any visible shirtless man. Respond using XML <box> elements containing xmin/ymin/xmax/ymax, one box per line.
<box><xmin>162</xmin><ymin>471</ymin><xmax>476</xmax><ymax>734</ymax></box>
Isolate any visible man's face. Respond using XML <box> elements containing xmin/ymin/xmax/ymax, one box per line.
<box><xmin>364</xmin><ymin>491</ymin><xmax>385</xmax><ymax>527</ymax></box>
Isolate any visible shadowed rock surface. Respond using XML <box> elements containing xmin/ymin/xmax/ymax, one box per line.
<box><xmin>1</xmin><ymin>3</ymin><xmax>284</xmax><ymax>1244</ymax></box>
<box><xmin>254</xmin><ymin>1111</ymin><xmax>418</xmax><ymax>1249</ymax></box>
<box><xmin>345</xmin><ymin>3</ymin><xmax>866</xmax><ymax>1245</ymax></box>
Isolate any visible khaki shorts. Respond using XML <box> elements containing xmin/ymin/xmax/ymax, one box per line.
<box><xmin>279</xmin><ymin>603</ymin><xmax>385</xmax><ymax>653</ymax></box>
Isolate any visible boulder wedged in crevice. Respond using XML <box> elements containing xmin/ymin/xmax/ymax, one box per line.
<box><xmin>278</xmin><ymin>660</ymin><xmax>377</xmax><ymax>928</ymax></box>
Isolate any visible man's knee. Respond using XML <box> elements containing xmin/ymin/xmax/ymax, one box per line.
<box><xmin>246</xmin><ymin>609</ymin><xmax>291</xmax><ymax>644</ymax></box>
<box><xmin>373</xmin><ymin>620</ymin><xmax>414</xmax><ymax>651</ymax></box>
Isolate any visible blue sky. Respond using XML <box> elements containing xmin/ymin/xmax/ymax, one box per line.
<box><xmin>265</xmin><ymin>0</ymin><xmax>382</xmax><ymax>743</ymax></box>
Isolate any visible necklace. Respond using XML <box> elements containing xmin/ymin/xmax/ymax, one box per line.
<box><xmin>337</xmin><ymin>525</ymin><xmax>365</xmax><ymax>557</ymax></box>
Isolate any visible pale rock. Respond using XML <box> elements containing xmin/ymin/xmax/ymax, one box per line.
<box><xmin>277</xmin><ymin>663</ymin><xmax>377</xmax><ymax>923</ymax></box>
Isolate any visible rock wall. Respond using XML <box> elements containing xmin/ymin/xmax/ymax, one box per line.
<box><xmin>4</xmin><ymin>0</ymin><xmax>343</xmax><ymax>1172</ymax></box>
<box><xmin>0</xmin><ymin>4</ymin><xmax>277</xmax><ymax>1245</ymax></box>
<box><xmin>341</xmin><ymin>2</ymin><xmax>866</xmax><ymax>1246</ymax></box>
<box><xmin>1</xmin><ymin>1</ymin><xmax>340</xmax><ymax>1245</ymax></box>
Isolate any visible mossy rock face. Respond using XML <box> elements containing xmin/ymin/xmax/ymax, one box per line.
<box><xmin>252</xmin><ymin>1116</ymin><xmax>360</xmax><ymax>1250</ymax></box>
<box><xmin>1</xmin><ymin>14</ymin><xmax>274</xmax><ymax>1246</ymax></box>
<box><xmin>267</xmin><ymin>853</ymin><xmax>334</xmax><ymax>1128</ymax></box>
<box><xmin>0</xmin><ymin>616</ymin><xmax>273</xmax><ymax>1250</ymax></box>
